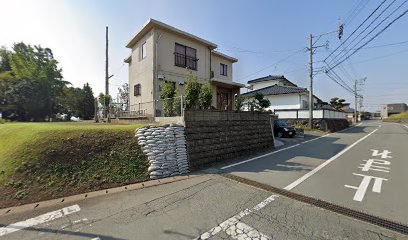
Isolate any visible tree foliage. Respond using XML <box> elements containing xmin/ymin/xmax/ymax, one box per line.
<box><xmin>248</xmin><ymin>93</ymin><xmax>271</xmax><ymax>112</ymax></box>
<box><xmin>160</xmin><ymin>81</ymin><xmax>177</xmax><ymax>117</ymax></box>
<box><xmin>118</xmin><ymin>83</ymin><xmax>129</xmax><ymax>111</ymax></box>
<box><xmin>0</xmin><ymin>43</ymin><xmax>69</xmax><ymax>121</ymax></box>
<box><xmin>234</xmin><ymin>95</ymin><xmax>246</xmax><ymax>112</ymax></box>
<box><xmin>62</xmin><ymin>83</ymin><xmax>95</xmax><ymax>120</ymax></box>
<box><xmin>198</xmin><ymin>81</ymin><xmax>212</xmax><ymax>109</ymax></box>
<box><xmin>184</xmin><ymin>71</ymin><xmax>201</xmax><ymax>110</ymax></box>
<box><xmin>330</xmin><ymin>97</ymin><xmax>346</xmax><ymax>110</ymax></box>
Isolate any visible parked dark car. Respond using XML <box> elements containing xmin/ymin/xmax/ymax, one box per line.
<box><xmin>273</xmin><ymin>120</ymin><xmax>296</xmax><ymax>138</ymax></box>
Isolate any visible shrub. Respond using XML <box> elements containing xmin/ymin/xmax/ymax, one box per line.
<box><xmin>198</xmin><ymin>81</ymin><xmax>212</xmax><ymax>109</ymax></box>
<box><xmin>184</xmin><ymin>71</ymin><xmax>200</xmax><ymax>110</ymax></box>
<box><xmin>248</xmin><ymin>93</ymin><xmax>271</xmax><ymax>112</ymax></box>
<box><xmin>160</xmin><ymin>81</ymin><xmax>176</xmax><ymax>117</ymax></box>
<box><xmin>234</xmin><ymin>95</ymin><xmax>246</xmax><ymax>112</ymax></box>
<box><xmin>173</xmin><ymin>89</ymin><xmax>182</xmax><ymax>116</ymax></box>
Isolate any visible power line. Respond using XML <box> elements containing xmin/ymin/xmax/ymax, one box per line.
<box><xmin>344</xmin><ymin>0</ymin><xmax>371</xmax><ymax>26</ymax></box>
<box><xmin>235</xmin><ymin>48</ymin><xmax>304</xmax><ymax>82</ymax></box>
<box><xmin>327</xmin><ymin>6</ymin><xmax>408</xmax><ymax>71</ymax></box>
<box><xmin>328</xmin><ymin>0</ymin><xmax>407</xmax><ymax>67</ymax></box>
<box><xmin>324</xmin><ymin>0</ymin><xmax>388</xmax><ymax>63</ymax></box>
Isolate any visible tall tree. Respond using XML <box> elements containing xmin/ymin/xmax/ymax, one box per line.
<box><xmin>2</xmin><ymin>42</ymin><xmax>69</xmax><ymax>120</ymax></box>
<box><xmin>117</xmin><ymin>83</ymin><xmax>129</xmax><ymax>111</ymax></box>
<box><xmin>82</xmin><ymin>83</ymin><xmax>95</xmax><ymax>120</ymax></box>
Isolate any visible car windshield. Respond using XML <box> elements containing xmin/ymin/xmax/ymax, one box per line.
<box><xmin>276</xmin><ymin>120</ymin><xmax>290</xmax><ymax>127</ymax></box>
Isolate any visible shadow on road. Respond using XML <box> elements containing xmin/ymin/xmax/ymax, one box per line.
<box><xmin>0</xmin><ymin>224</ymin><xmax>124</xmax><ymax>240</ymax></box>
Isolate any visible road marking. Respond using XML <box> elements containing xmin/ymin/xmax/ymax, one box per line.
<box><xmin>345</xmin><ymin>173</ymin><xmax>388</xmax><ymax>202</ymax></box>
<box><xmin>221</xmin><ymin>123</ymin><xmax>368</xmax><ymax>170</ymax></box>
<box><xmin>358</xmin><ymin>159</ymin><xmax>390</xmax><ymax>173</ymax></box>
<box><xmin>196</xmin><ymin>195</ymin><xmax>277</xmax><ymax>239</ymax></box>
<box><xmin>0</xmin><ymin>205</ymin><xmax>80</xmax><ymax>237</ymax></box>
<box><xmin>284</xmin><ymin>128</ymin><xmax>379</xmax><ymax>190</ymax></box>
<box><xmin>225</xmin><ymin>221</ymin><xmax>271</xmax><ymax>239</ymax></box>
<box><xmin>221</xmin><ymin>144</ymin><xmax>301</xmax><ymax>170</ymax></box>
<box><xmin>299</xmin><ymin>133</ymin><xmax>331</xmax><ymax>144</ymax></box>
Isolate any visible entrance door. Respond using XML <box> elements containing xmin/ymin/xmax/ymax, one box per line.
<box><xmin>217</xmin><ymin>87</ymin><xmax>232</xmax><ymax>111</ymax></box>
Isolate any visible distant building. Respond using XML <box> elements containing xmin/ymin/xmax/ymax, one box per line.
<box><xmin>242</xmin><ymin>75</ymin><xmax>322</xmax><ymax>112</ymax></box>
<box><xmin>380</xmin><ymin>103</ymin><xmax>407</xmax><ymax>118</ymax></box>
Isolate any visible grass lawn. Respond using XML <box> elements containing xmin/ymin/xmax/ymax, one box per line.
<box><xmin>388</xmin><ymin>111</ymin><xmax>408</xmax><ymax>118</ymax></box>
<box><xmin>0</xmin><ymin>122</ymin><xmax>148</xmax><ymax>208</ymax></box>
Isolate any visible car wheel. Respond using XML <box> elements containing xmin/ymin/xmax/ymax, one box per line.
<box><xmin>277</xmin><ymin>131</ymin><xmax>283</xmax><ymax>138</ymax></box>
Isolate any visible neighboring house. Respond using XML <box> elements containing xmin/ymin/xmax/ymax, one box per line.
<box><xmin>247</xmin><ymin>75</ymin><xmax>298</xmax><ymax>90</ymax></box>
<box><xmin>124</xmin><ymin>18</ymin><xmax>244</xmax><ymax>117</ymax></box>
<box><xmin>242</xmin><ymin>75</ymin><xmax>322</xmax><ymax>112</ymax></box>
<box><xmin>380</xmin><ymin>103</ymin><xmax>407</xmax><ymax>118</ymax></box>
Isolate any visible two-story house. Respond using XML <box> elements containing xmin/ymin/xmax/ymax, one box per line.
<box><xmin>124</xmin><ymin>18</ymin><xmax>244</xmax><ymax>117</ymax></box>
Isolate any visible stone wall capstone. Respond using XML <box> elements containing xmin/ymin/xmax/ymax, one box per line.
<box><xmin>184</xmin><ymin>110</ymin><xmax>275</xmax><ymax>170</ymax></box>
<box><xmin>135</xmin><ymin>125</ymin><xmax>189</xmax><ymax>179</ymax></box>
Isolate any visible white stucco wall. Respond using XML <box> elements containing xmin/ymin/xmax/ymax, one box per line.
<box><xmin>244</xmin><ymin>93</ymin><xmax>302</xmax><ymax>111</ymax></box>
<box><xmin>251</xmin><ymin>80</ymin><xmax>280</xmax><ymax>90</ymax></box>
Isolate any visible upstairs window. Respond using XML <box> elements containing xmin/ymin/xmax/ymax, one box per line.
<box><xmin>174</xmin><ymin>43</ymin><xmax>197</xmax><ymax>70</ymax></box>
<box><xmin>220</xmin><ymin>63</ymin><xmax>228</xmax><ymax>76</ymax></box>
<box><xmin>141</xmin><ymin>42</ymin><xmax>147</xmax><ymax>59</ymax></box>
<box><xmin>134</xmin><ymin>84</ymin><xmax>141</xmax><ymax>96</ymax></box>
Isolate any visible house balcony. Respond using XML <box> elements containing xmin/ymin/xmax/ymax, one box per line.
<box><xmin>174</xmin><ymin>52</ymin><xmax>197</xmax><ymax>70</ymax></box>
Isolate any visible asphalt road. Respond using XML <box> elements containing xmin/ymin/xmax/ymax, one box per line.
<box><xmin>1</xmin><ymin>120</ymin><xmax>407</xmax><ymax>240</ymax></box>
<box><xmin>221</xmin><ymin>120</ymin><xmax>408</xmax><ymax>224</ymax></box>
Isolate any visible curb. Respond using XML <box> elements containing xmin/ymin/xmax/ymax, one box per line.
<box><xmin>0</xmin><ymin>174</ymin><xmax>199</xmax><ymax>217</ymax></box>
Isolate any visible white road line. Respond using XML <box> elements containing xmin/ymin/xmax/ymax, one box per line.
<box><xmin>284</xmin><ymin>128</ymin><xmax>378</xmax><ymax>191</ymax></box>
<box><xmin>300</xmin><ymin>133</ymin><xmax>331</xmax><ymax>144</ymax></box>
<box><xmin>225</xmin><ymin>221</ymin><xmax>271</xmax><ymax>239</ymax></box>
<box><xmin>0</xmin><ymin>205</ymin><xmax>80</xmax><ymax>237</ymax></box>
<box><xmin>221</xmin><ymin>123</ymin><xmax>369</xmax><ymax>170</ymax></box>
<box><xmin>221</xmin><ymin>144</ymin><xmax>301</xmax><ymax>170</ymax></box>
<box><xmin>196</xmin><ymin>195</ymin><xmax>278</xmax><ymax>239</ymax></box>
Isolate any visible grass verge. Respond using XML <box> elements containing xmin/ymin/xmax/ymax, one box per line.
<box><xmin>0</xmin><ymin>122</ymin><xmax>148</xmax><ymax>208</ymax></box>
<box><xmin>388</xmin><ymin>111</ymin><xmax>408</xmax><ymax>118</ymax></box>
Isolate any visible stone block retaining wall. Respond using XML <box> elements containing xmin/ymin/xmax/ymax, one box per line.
<box><xmin>285</xmin><ymin>119</ymin><xmax>349</xmax><ymax>132</ymax></box>
<box><xmin>184</xmin><ymin>110</ymin><xmax>275</xmax><ymax>170</ymax></box>
<box><xmin>135</xmin><ymin>125</ymin><xmax>189</xmax><ymax>179</ymax></box>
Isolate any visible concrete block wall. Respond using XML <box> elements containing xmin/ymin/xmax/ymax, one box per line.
<box><xmin>184</xmin><ymin>111</ymin><xmax>275</xmax><ymax>170</ymax></box>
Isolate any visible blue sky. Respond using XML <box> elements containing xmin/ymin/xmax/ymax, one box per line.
<box><xmin>1</xmin><ymin>0</ymin><xmax>407</xmax><ymax>111</ymax></box>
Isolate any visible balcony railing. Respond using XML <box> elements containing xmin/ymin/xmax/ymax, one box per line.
<box><xmin>174</xmin><ymin>52</ymin><xmax>197</xmax><ymax>70</ymax></box>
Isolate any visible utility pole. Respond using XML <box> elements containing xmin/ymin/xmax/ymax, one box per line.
<box><xmin>105</xmin><ymin>26</ymin><xmax>109</xmax><ymax>119</ymax></box>
<box><xmin>354</xmin><ymin>79</ymin><xmax>357</xmax><ymax>124</ymax></box>
<box><xmin>308</xmin><ymin>34</ymin><xmax>313</xmax><ymax>129</ymax></box>
<box><xmin>307</xmin><ymin>25</ymin><xmax>343</xmax><ymax>128</ymax></box>
<box><xmin>353</xmin><ymin>77</ymin><xmax>366</xmax><ymax>124</ymax></box>
<box><xmin>306</xmin><ymin>34</ymin><xmax>329</xmax><ymax>128</ymax></box>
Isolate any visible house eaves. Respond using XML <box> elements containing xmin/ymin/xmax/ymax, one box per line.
<box><xmin>247</xmin><ymin>75</ymin><xmax>286</xmax><ymax>84</ymax></box>
<box><xmin>241</xmin><ymin>85</ymin><xmax>308</xmax><ymax>97</ymax></box>
<box><xmin>212</xmin><ymin>50</ymin><xmax>238</xmax><ymax>63</ymax></box>
<box><xmin>126</xmin><ymin>18</ymin><xmax>218</xmax><ymax>49</ymax></box>
<box><xmin>124</xmin><ymin>54</ymin><xmax>132</xmax><ymax>63</ymax></box>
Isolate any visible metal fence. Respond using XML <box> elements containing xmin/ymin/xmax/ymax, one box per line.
<box><xmin>107</xmin><ymin>96</ymin><xmax>185</xmax><ymax>119</ymax></box>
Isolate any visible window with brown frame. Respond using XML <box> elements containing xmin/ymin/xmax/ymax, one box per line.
<box><xmin>134</xmin><ymin>84</ymin><xmax>141</xmax><ymax>96</ymax></box>
<box><xmin>174</xmin><ymin>43</ymin><xmax>197</xmax><ymax>70</ymax></box>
